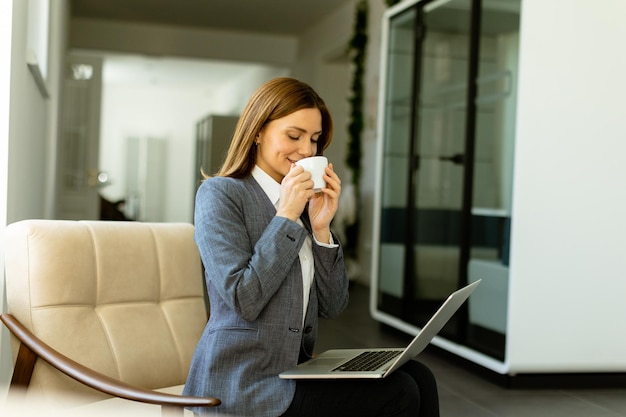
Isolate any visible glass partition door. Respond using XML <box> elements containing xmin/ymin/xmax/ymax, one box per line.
<box><xmin>376</xmin><ymin>6</ymin><xmax>416</xmax><ymax>319</ymax></box>
<box><xmin>376</xmin><ymin>0</ymin><xmax>474</xmax><ymax>340</ymax></box>
<box><xmin>409</xmin><ymin>0</ymin><xmax>473</xmax><ymax>332</ymax></box>
<box><xmin>467</xmin><ymin>0</ymin><xmax>520</xmax><ymax>359</ymax></box>
<box><xmin>374</xmin><ymin>0</ymin><xmax>520</xmax><ymax>360</ymax></box>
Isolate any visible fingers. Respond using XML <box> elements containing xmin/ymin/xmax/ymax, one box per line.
<box><xmin>283</xmin><ymin>162</ymin><xmax>342</xmax><ymax>208</ymax></box>
<box><xmin>308</xmin><ymin>163</ymin><xmax>342</xmax><ymax>230</ymax></box>
<box><xmin>323</xmin><ymin>163</ymin><xmax>341</xmax><ymax>195</ymax></box>
<box><xmin>277</xmin><ymin>165</ymin><xmax>316</xmax><ymax>221</ymax></box>
<box><xmin>287</xmin><ymin>164</ymin><xmax>315</xmax><ymax>189</ymax></box>
<box><xmin>282</xmin><ymin>165</ymin><xmax>310</xmax><ymax>193</ymax></box>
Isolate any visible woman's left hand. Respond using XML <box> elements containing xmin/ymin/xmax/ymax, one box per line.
<box><xmin>308</xmin><ymin>163</ymin><xmax>341</xmax><ymax>244</ymax></box>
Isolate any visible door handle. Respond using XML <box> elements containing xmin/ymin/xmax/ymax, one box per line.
<box><xmin>439</xmin><ymin>153</ymin><xmax>465</xmax><ymax>165</ymax></box>
<box><xmin>87</xmin><ymin>170</ymin><xmax>111</xmax><ymax>188</ymax></box>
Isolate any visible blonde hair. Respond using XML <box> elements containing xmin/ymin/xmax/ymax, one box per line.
<box><xmin>210</xmin><ymin>77</ymin><xmax>333</xmax><ymax>179</ymax></box>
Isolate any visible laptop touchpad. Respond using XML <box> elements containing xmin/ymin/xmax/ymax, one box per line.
<box><xmin>303</xmin><ymin>357</ymin><xmax>345</xmax><ymax>367</ymax></box>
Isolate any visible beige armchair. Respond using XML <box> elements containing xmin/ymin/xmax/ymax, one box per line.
<box><xmin>1</xmin><ymin>220</ymin><xmax>220</xmax><ymax>416</ymax></box>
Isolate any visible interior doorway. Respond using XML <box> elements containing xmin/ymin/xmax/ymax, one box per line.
<box><xmin>59</xmin><ymin>51</ymin><xmax>288</xmax><ymax>222</ymax></box>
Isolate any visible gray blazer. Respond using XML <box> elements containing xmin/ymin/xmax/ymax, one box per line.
<box><xmin>183</xmin><ymin>175</ymin><xmax>350</xmax><ymax>416</ymax></box>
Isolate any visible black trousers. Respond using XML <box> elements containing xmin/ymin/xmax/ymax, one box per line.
<box><xmin>281</xmin><ymin>360</ymin><xmax>440</xmax><ymax>417</ymax></box>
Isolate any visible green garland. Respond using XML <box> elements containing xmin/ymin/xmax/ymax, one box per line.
<box><xmin>343</xmin><ymin>0</ymin><xmax>402</xmax><ymax>260</ymax></box>
<box><xmin>346</xmin><ymin>0</ymin><xmax>368</xmax><ymax>194</ymax></box>
<box><xmin>344</xmin><ymin>0</ymin><xmax>368</xmax><ymax>259</ymax></box>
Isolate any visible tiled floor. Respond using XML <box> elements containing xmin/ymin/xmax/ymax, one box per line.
<box><xmin>315</xmin><ymin>283</ymin><xmax>626</xmax><ymax>417</ymax></box>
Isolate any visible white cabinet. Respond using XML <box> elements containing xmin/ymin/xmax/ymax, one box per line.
<box><xmin>372</xmin><ymin>0</ymin><xmax>626</xmax><ymax>383</ymax></box>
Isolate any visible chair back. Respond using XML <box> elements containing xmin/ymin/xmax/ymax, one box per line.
<box><xmin>3</xmin><ymin>220</ymin><xmax>207</xmax><ymax>407</ymax></box>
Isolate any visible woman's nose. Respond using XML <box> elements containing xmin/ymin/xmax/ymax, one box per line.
<box><xmin>299</xmin><ymin>139</ymin><xmax>314</xmax><ymax>157</ymax></box>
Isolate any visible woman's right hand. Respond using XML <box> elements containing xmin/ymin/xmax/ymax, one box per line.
<box><xmin>276</xmin><ymin>163</ymin><xmax>316</xmax><ymax>222</ymax></box>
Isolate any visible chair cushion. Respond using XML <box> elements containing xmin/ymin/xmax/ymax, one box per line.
<box><xmin>65</xmin><ymin>385</ymin><xmax>195</xmax><ymax>417</ymax></box>
<box><xmin>2</xmin><ymin>385</ymin><xmax>195</xmax><ymax>416</ymax></box>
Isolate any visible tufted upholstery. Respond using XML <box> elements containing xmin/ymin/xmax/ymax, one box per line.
<box><xmin>3</xmin><ymin>220</ymin><xmax>210</xmax><ymax>410</ymax></box>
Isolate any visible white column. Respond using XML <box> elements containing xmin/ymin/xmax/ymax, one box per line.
<box><xmin>0</xmin><ymin>0</ymin><xmax>15</xmax><ymax>400</ymax></box>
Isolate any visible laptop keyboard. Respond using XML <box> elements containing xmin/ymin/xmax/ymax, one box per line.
<box><xmin>332</xmin><ymin>350</ymin><xmax>401</xmax><ymax>372</ymax></box>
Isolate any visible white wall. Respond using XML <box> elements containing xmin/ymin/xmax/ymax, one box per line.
<box><xmin>1</xmin><ymin>0</ymin><xmax>68</xmax><ymax>398</ymax></box>
<box><xmin>6</xmin><ymin>3</ymin><xmax>49</xmax><ymax>223</ymax></box>
<box><xmin>506</xmin><ymin>0</ymin><xmax>626</xmax><ymax>372</ymax></box>
<box><xmin>45</xmin><ymin>0</ymin><xmax>68</xmax><ymax>219</ymax></box>
<box><xmin>0</xmin><ymin>0</ymin><xmax>15</xmax><ymax>398</ymax></box>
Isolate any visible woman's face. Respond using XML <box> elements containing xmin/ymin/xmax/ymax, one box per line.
<box><xmin>255</xmin><ymin>107</ymin><xmax>322</xmax><ymax>183</ymax></box>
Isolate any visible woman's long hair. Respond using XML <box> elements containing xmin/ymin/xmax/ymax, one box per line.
<box><xmin>212</xmin><ymin>77</ymin><xmax>333</xmax><ymax>179</ymax></box>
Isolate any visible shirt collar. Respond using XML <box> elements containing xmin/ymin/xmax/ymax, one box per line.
<box><xmin>251</xmin><ymin>165</ymin><xmax>280</xmax><ymax>207</ymax></box>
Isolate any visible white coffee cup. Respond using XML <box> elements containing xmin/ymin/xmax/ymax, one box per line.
<box><xmin>296</xmin><ymin>156</ymin><xmax>328</xmax><ymax>191</ymax></box>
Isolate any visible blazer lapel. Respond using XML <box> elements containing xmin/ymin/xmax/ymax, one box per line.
<box><xmin>242</xmin><ymin>175</ymin><xmax>277</xmax><ymax>220</ymax></box>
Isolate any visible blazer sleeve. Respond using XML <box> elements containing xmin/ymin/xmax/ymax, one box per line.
<box><xmin>194</xmin><ymin>177</ymin><xmax>308</xmax><ymax>322</ymax></box>
<box><xmin>312</xmin><ymin>232</ymin><xmax>350</xmax><ymax>319</ymax></box>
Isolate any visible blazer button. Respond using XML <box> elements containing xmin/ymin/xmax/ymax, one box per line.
<box><xmin>304</xmin><ymin>326</ymin><xmax>313</xmax><ymax>334</ymax></box>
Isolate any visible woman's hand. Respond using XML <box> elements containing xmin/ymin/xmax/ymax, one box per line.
<box><xmin>308</xmin><ymin>163</ymin><xmax>341</xmax><ymax>244</ymax></box>
<box><xmin>276</xmin><ymin>164</ymin><xmax>316</xmax><ymax>222</ymax></box>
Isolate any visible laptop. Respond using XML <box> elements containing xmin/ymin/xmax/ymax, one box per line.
<box><xmin>279</xmin><ymin>280</ymin><xmax>481</xmax><ymax>380</ymax></box>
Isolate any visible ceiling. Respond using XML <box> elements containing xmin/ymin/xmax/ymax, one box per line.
<box><xmin>70</xmin><ymin>0</ymin><xmax>353</xmax><ymax>36</ymax></box>
<box><xmin>70</xmin><ymin>0</ymin><xmax>353</xmax><ymax>86</ymax></box>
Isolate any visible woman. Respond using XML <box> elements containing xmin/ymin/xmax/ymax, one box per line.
<box><xmin>183</xmin><ymin>77</ymin><xmax>440</xmax><ymax>417</ymax></box>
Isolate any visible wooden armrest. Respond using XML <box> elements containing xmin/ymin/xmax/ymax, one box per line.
<box><xmin>0</xmin><ymin>313</ymin><xmax>220</xmax><ymax>410</ymax></box>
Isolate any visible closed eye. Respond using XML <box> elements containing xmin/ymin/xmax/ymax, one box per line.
<box><xmin>287</xmin><ymin>134</ymin><xmax>319</xmax><ymax>144</ymax></box>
